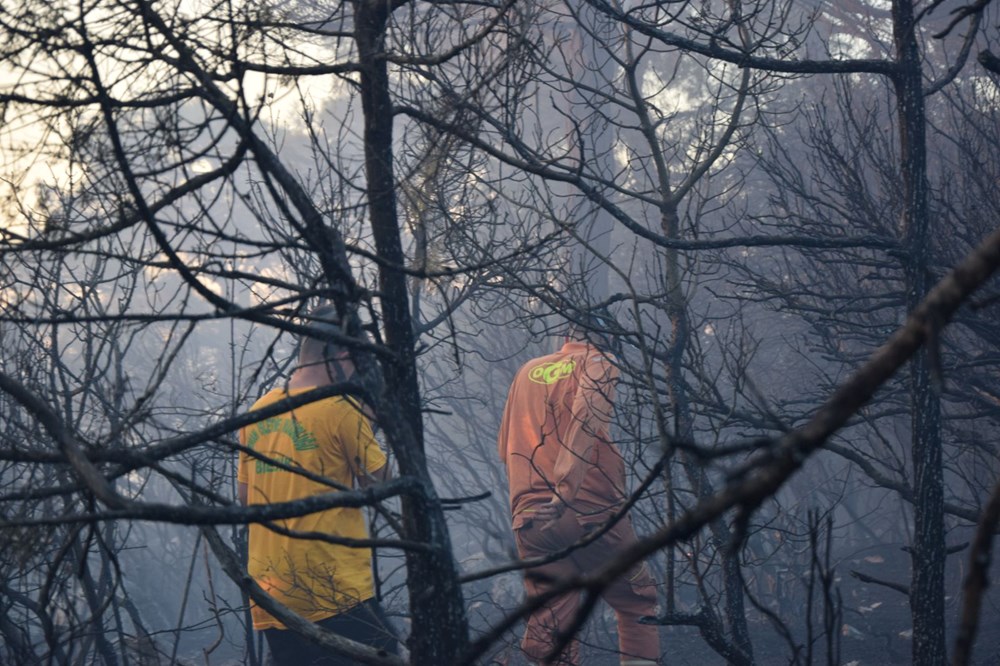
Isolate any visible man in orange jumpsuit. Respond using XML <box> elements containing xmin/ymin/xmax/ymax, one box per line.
<box><xmin>498</xmin><ymin>314</ymin><xmax>659</xmax><ymax>665</ymax></box>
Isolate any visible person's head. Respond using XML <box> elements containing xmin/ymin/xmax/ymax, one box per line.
<box><xmin>566</xmin><ymin>306</ymin><xmax>619</xmax><ymax>353</ymax></box>
<box><xmin>298</xmin><ymin>305</ymin><xmax>353</xmax><ymax>381</ymax></box>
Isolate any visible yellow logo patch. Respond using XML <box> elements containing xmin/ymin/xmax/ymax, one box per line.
<box><xmin>529</xmin><ymin>359</ymin><xmax>576</xmax><ymax>384</ymax></box>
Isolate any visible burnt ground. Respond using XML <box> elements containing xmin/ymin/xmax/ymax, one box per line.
<box><xmin>493</xmin><ymin>542</ymin><xmax>1000</xmax><ymax>665</ymax></box>
<box><xmin>665</xmin><ymin>543</ymin><xmax>998</xmax><ymax>666</ymax></box>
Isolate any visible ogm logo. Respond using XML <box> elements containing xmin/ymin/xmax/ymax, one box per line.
<box><xmin>529</xmin><ymin>360</ymin><xmax>576</xmax><ymax>385</ymax></box>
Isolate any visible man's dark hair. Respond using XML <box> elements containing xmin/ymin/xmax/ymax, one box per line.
<box><xmin>567</xmin><ymin>306</ymin><xmax>621</xmax><ymax>354</ymax></box>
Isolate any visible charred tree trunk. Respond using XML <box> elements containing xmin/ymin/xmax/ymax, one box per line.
<box><xmin>891</xmin><ymin>1</ymin><xmax>945</xmax><ymax>663</ymax></box>
<box><xmin>354</xmin><ymin>1</ymin><xmax>470</xmax><ymax>662</ymax></box>
<box><xmin>661</xmin><ymin>201</ymin><xmax>755</xmax><ymax>664</ymax></box>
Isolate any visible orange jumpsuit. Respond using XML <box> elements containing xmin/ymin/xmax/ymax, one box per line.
<box><xmin>498</xmin><ymin>341</ymin><xmax>659</xmax><ymax>665</ymax></box>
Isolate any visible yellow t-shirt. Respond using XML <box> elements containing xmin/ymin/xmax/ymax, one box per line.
<box><xmin>237</xmin><ymin>388</ymin><xmax>388</xmax><ymax>630</ymax></box>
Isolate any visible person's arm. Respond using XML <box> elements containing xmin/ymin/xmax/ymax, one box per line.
<box><xmin>237</xmin><ymin>427</ymin><xmax>249</xmax><ymax>506</ymax></box>
<box><xmin>356</xmin><ymin>461</ymin><xmax>392</xmax><ymax>488</ymax></box>
<box><xmin>340</xmin><ymin>400</ymin><xmax>392</xmax><ymax>488</ymax></box>
<box><xmin>550</xmin><ymin>351</ymin><xmax>618</xmax><ymax>506</ymax></box>
<box><xmin>497</xmin><ymin>383</ymin><xmax>516</xmax><ymax>464</ymax></box>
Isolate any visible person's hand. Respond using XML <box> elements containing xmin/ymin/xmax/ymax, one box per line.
<box><xmin>533</xmin><ymin>497</ymin><xmax>565</xmax><ymax>530</ymax></box>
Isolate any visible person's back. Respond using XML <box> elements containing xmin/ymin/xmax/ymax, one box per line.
<box><xmin>239</xmin><ymin>390</ymin><xmax>383</xmax><ymax>628</ymax></box>
<box><xmin>498</xmin><ymin>329</ymin><xmax>660</xmax><ymax>666</ymax></box>
<box><xmin>499</xmin><ymin>341</ymin><xmax>626</xmax><ymax>529</ymax></box>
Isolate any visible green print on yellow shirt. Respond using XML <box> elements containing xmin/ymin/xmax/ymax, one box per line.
<box><xmin>246</xmin><ymin>415</ymin><xmax>318</xmax><ymax>454</ymax></box>
<box><xmin>255</xmin><ymin>453</ymin><xmax>295</xmax><ymax>475</ymax></box>
<box><xmin>528</xmin><ymin>359</ymin><xmax>576</xmax><ymax>385</ymax></box>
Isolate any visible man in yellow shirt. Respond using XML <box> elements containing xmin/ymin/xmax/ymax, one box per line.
<box><xmin>237</xmin><ymin>306</ymin><xmax>398</xmax><ymax>665</ymax></box>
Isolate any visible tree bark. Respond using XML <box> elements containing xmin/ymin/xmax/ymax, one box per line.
<box><xmin>891</xmin><ymin>2</ymin><xmax>945</xmax><ymax>663</ymax></box>
<box><xmin>354</xmin><ymin>1</ymin><xmax>470</xmax><ymax>661</ymax></box>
